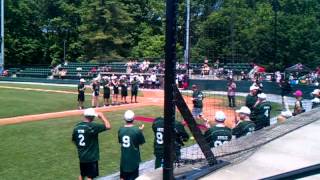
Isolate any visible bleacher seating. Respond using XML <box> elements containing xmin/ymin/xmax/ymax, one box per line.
<box><xmin>223</xmin><ymin>63</ymin><xmax>252</xmax><ymax>73</ymax></box>
<box><xmin>16</xmin><ymin>68</ymin><xmax>51</xmax><ymax>78</ymax></box>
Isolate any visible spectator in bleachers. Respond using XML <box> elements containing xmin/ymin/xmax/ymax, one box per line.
<box><xmin>59</xmin><ymin>69</ymin><xmax>68</xmax><ymax>79</ymax></box>
<box><xmin>125</xmin><ymin>60</ymin><xmax>133</xmax><ymax>74</ymax></box>
<box><xmin>2</xmin><ymin>69</ymin><xmax>8</xmax><ymax>76</ymax></box>
<box><xmin>201</xmin><ymin>60</ymin><xmax>210</xmax><ymax>76</ymax></box>
<box><xmin>150</xmin><ymin>73</ymin><xmax>157</xmax><ymax>89</ymax></box>
<box><xmin>138</xmin><ymin>75</ymin><xmax>144</xmax><ymax>88</ymax></box>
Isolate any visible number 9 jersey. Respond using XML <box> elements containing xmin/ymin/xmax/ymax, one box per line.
<box><xmin>118</xmin><ymin>125</ymin><xmax>145</xmax><ymax>173</ymax></box>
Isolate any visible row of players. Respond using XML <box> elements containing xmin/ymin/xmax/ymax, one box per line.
<box><xmin>77</xmin><ymin>76</ymin><xmax>140</xmax><ymax>109</ymax></box>
<box><xmin>72</xmin><ymin>104</ymin><xmax>263</xmax><ymax>180</ymax></box>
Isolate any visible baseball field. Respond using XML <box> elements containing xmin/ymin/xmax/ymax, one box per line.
<box><xmin>0</xmin><ymin>83</ymin><xmax>282</xmax><ymax>179</ymax></box>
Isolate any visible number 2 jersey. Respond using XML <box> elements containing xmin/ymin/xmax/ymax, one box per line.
<box><xmin>118</xmin><ymin>126</ymin><xmax>145</xmax><ymax>172</ymax></box>
<box><xmin>72</xmin><ymin>122</ymin><xmax>107</xmax><ymax>163</ymax></box>
<box><xmin>152</xmin><ymin>117</ymin><xmax>189</xmax><ymax>157</ymax></box>
<box><xmin>204</xmin><ymin>124</ymin><xmax>232</xmax><ymax>148</ymax></box>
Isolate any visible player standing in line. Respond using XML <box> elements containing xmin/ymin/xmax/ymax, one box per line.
<box><xmin>120</xmin><ymin>79</ymin><xmax>128</xmax><ymax>104</ymax></box>
<box><xmin>191</xmin><ymin>85</ymin><xmax>208</xmax><ymax>125</ymax></box>
<box><xmin>204</xmin><ymin>111</ymin><xmax>232</xmax><ymax>148</ymax></box>
<box><xmin>131</xmin><ymin>77</ymin><xmax>139</xmax><ymax>103</ymax></box>
<box><xmin>232</xmin><ymin>106</ymin><xmax>255</xmax><ymax>138</ymax></box>
<box><xmin>112</xmin><ymin>78</ymin><xmax>120</xmax><ymax>105</ymax></box>
<box><xmin>252</xmin><ymin>93</ymin><xmax>272</xmax><ymax>130</ymax></box>
<box><xmin>78</xmin><ymin>78</ymin><xmax>86</xmax><ymax>109</ymax></box>
<box><xmin>152</xmin><ymin>117</ymin><xmax>189</xmax><ymax>169</ymax></box>
<box><xmin>118</xmin><ymin>110</ymin><xmax>145</xmax><ymax>180</ymax></box>
<box><xmin>91</xmin><ymin>78</ymin><xmax>100</xmax><ymax>108</ymax></box>
<box><xmin>102</xmin><ymin>76</ymin><xmax>111</xmax><ymax>107</ymax></box>
<box><xmin>72</xmin><ymin>108</ymin><xmax>111</xmax><ymax>180</ymax></box>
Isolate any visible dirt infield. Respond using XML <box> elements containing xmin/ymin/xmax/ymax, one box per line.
<box><xmin>0</xmin><ymin>86</ymin><xmax>236</xmax><ymax>127</ymax></box>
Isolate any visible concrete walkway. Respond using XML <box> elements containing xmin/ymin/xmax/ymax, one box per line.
<box><xmin>201</xmin><ymin>120</ymin><xmax>320</xmax><ymax>180</ymax></box>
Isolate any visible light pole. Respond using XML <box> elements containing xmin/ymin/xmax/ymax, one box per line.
<box><xmin>184</xmin><ymin>0</ymin><xmax>191</xmax><ymax>73</ymax></box>
<box><xmin>63</xmin><ymin>40</ymin><xmax>66</xmax><ymax>63</ymax></box>
<box><xmin>0</xmin><ymin>0</ymin><xmax>4</xmax><ymax>74</ymax></box>
<box><xmin>272</xmin><ymin>0</ymin><xmax>279</xmax><ymax>69</ymax></box>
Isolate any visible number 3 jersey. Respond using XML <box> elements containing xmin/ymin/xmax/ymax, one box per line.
<box><xmin>118</xmin><ymin>126</ymin><xmax>145</xmax><ymax>172</ymax></box>
<box><xmin>204</xmin><ymin>124</ymin><xmax>232</xmax><ymax>148</ymax></box>
<box><xmin>72</xmin><ymin>122</ymin><xmax>107</xmax><ymax>163</ymax></box>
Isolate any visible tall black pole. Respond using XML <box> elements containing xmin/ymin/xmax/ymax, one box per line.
<box><xmin>164</xmin><ymin>0</ymin><xmax>178</xmax><ymax>179</ymax></box>
<box><xmin>272</xmin><ymin>0</ymin><xmax>279</xmax><ymax>69</ymax></box>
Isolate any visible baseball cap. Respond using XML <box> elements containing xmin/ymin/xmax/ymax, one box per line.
<box><xmin>84</xmin><ymin>108</ymin><xmax>98</xmax><ymax>117</ymax></box>
<box><xmin>236</xmin><ymin>106</ymin><xmax>251</xmax><ymax>115</ymax></box>
<box><xmin>249</xmin><ymin>85</ymin><xmax>259</xmax><ymax>91</ymax></box>
<box><xmin>293</xmin><ymin>90</ymin><xmax>303</xmax><ymax>97</ymax></box>
<box><xmin>80</xmin><ymin>78</ymin><xmax>86</xmax><ymax>83</ymax></box>
<box><xmin>124</xmin><ymin>110</ymin><xmax>135</xmax><ymax>122</ymax></box>
<box><xmin>312</xmin><ymin>89</ymin><xmax>320</xmax><ymax>95</ymax></box>
<box><xmin>257</xmin><ymin>93</ymin><xmax>267</xmax><ymax>99</ymax></box>
<box><xmin>215</xmin><ymin>111</ymin><xmax>226</xmax><ymax>122</ymax></box>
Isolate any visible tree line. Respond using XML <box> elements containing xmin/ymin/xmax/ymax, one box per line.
<box><xmin>4</xmin><ymin>0</ymin><xmax>320</xmax><ymax>70</ymax></box>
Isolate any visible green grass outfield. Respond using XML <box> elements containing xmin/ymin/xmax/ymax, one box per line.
<box><xmin>0</xmin><ymin>106</ymin><xmax>164</xmax><ymax>180</ymax></box>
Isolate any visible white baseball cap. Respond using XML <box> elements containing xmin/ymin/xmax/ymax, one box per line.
<box><xmin>215</xmin><ymin>111</ymin><xmax>226</xmax><ymax>122</ymax></box>
<box><xmin>250</xmin><ymin>85</ymin><xmax>259</xmax><ymax>91</ymax></box>
<box><xmin>236</xmin><ymin>106</ymin><xmax>251</xmax><ymax>115</ymax></box>
<box><xmin>312</xmin><ymin>89</ymin><xmax>320</xmax><ymax>95</ymax></box>
<box><xmin>257</xmin><ymin>93</ymin><xmax>267</xmax><ymax>99</ymax></box>
<box><xmin>124</xmin><ymin>110</ymin><xmax>135</xmax><ymax>122</ymax></box>
<box><xmin>80</xmin><ymin>78</ymin><xmax>86</xmax><ymax>83</ymax></box>
<box><xmin>102</xmin><ymin>76</ymin><xmax>108</xmax><ymax>79</ymax></box>
<box><xmin>84</xmin><ymin>108</ymin><xmax>98</xmax><ymax>117</ymax></box>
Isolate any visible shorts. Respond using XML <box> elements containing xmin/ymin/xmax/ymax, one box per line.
<box><xmin>80</xmin><ymin>161</ymin><xmax>99</xmax><ymax>178</ymax></box>
<box><xmin>114</xmin><ymin>89</ymin><xmax>119</xmax><ymax>95</ymax></box>
<box><xmin>131</xmin><ymin>90</ymin><xmax>138</xmax><ymax>96</ymax></box>
<box><xmin>120</xmin><ymin>167</ymin><xmax>139</xmax><ymax>180</ymax></box>
<box><xmin>192</xmin><ymin>107</ymin><xmax>203</xmax><ymax>117</ymax></box>
<box><xmin>104</xmin><ymin>93</ymin><xmax>110</xmax><ymax>99</ymax></box>
<box><xmin>78</xmin><ymin>93</ymin><xmax>85</xmax><ymax>102</ymax></box>
<box><xmin>92</xmin><ymin>92</ymin><xmax>99</xmax><ymax>97</ymax></box>
<box><xmin>121</xmin><ymin>91</ymin><xmax>128</xmax><ymax>97</ymax></box>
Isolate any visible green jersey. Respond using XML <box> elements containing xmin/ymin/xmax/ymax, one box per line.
<box><xmin>102</xmin><ymin>81</ymin><xmax>110</xmax><ymax>95</ymax></box>
<box><xmin>72</xmin><ymin>122</ymin><xmax>107</xmax><ymax>162</ymax></box>
<box><xmin>254</xmin><ymin>101</ymin><xmax>272</xmax><ymax>123</ymax></box>
<box><xmin>152</xmin><ymin>117</ymin><xmax>189</xmax><ymax>157</ymax></box>
<box><xmin>131</xmin><ymin>80</ymin><xmax>139</xmax><ymax>92</ymax></box>
<box><xmin>232</xmin><ymin>121</ymin><xmax>255</xmax><ymax>138</ymax></box>
<box><xmin>118</xmin><ymin>125</ymin><xmax>145</xmax><ymax>172</ymax></box>
<box><xmin>245</xmin><ymin>94</ymin><xmax>257</xmax><ymax>110</ymax></box>
<box><xmin>205</xmin><ymin>125</ymin><xmax>232</xmax><ymax>148</ymax></box>
<box><xmin>192</xmin><ymin>90</ymin><xmax>204</xmax><ymax>108</ymax></box>
<box><xmin>78</xmin><ymin>83</ymin><xmax>85</xmax><ymax>94</ymax></box>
